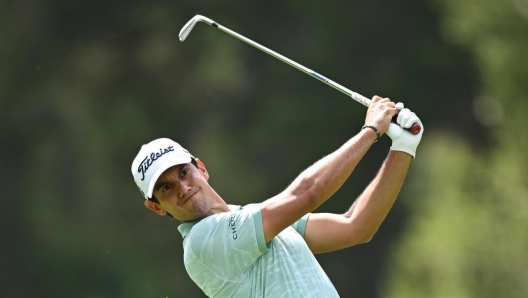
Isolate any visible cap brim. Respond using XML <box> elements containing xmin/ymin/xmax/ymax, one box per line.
<box><xmin>146</xmin><ymin>155</ymin><xmax>192</xmax><ymax>199</ymax></box>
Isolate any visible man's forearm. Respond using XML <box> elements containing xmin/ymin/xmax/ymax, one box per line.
<box><xmin>284</xmin><ymin>128</ymin><xmax>378</xmax><ymax>210</ymax></box>
<box><xmin>262</xmin><ymin>127</ymin><xmax>382</xmax><ymax>244</ymax></box>
<box><xmin>344</xmin><ymin>151</ymin><xmax>412</xmax><ymax>240</ymax></box>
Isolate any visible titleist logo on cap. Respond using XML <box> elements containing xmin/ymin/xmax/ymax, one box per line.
<box><xmin>137</xmin><ymin>146</ymin><xmax>175</xmax><ymax>180</ymax></box>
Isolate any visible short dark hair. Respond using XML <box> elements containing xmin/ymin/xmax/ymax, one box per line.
<box><xmin>148</xmin><ymin>158</ymin><xmax>199</xmax><ymax>218</ymax></box>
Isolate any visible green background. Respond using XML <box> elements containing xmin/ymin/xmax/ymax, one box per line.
<box><xmin>2</xmin><ymin>0</ymin><xmax>527</xmax><ymax>297</ymax></box>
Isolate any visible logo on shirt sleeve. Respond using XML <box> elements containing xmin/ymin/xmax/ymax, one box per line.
<box><xmin>229</xmin><ymin>213</ymin><xmax>238</xmax><ymax>240</ymax></box>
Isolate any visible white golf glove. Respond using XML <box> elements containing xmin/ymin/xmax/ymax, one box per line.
<box><xmin>385</xmin><ymin>103</ymin><xmax>424</xmax><ymax>158</ymax></box>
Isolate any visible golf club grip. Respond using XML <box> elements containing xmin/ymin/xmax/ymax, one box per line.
<box><xmin>410</xmin><ymin>123</ymin><xmax>422</xmax><ymax>135</ymax></box>
<box><xmin>390</xmin><ymin>115</ymin><xmax>422</xmax><ymax>135</ymax></box>
<box><xmin>353</xmin><ymin>93</ymin><xmax>421</xmax><ymax>135</ymax></box>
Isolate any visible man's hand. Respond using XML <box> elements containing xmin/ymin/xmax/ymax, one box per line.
<box><xmin>364</xmin><ymin>96</ymin><xmax>399</xmax><ymax>135</ymax></box>
<box><xmin>386</xmin><ymin>104</ymin><xmax>424</xmax><ymax>158</ymax></box>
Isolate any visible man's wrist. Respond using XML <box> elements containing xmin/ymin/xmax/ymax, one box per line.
<box><xmin>362</xmin><ymin>124</ymin><xmax>380</xmax><ymax>143</ymax></box>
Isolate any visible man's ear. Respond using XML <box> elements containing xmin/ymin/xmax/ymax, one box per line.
<box><xmin>144</xmin><ymin>200</ymin><xmax>167</xmax><ymax>216</ymax></box>
<box><xmin>195</xmin><ymin>158</ymin><xmax>209</xmax><ymax>181</ymax></box>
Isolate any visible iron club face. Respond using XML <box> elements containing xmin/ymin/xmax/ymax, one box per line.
<box><xmin>179</xmin><ymin>15</ymin><xmax>217</xmax><ymax>42</ymax></box>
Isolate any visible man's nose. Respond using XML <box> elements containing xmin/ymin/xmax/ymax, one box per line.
<box><xmin>177</xmin><ymin>180</ymin><xmax>192</xmax><ymax>198</ymax></box>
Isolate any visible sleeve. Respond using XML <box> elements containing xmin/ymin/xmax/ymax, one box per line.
<box><xmin>291</xmin><ymin>213</ymin><xmax>311</xmax><ymax>237</ymax></box>
<box><xmin>185</xmin><ymin>205</ymin><xmax>268</xmax><ymax>280</ymax></box>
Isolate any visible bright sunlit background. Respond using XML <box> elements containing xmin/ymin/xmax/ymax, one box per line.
<box><xmin>2</xmin><ymin>0</ymin><xmax>527</xmax><ymax>297</ymax></box>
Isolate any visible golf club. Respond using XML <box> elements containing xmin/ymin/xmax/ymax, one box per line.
<box><xmin>179</xmin><ymin>15</ymin><xmax>421</xmax><ymax>135</ymax></box>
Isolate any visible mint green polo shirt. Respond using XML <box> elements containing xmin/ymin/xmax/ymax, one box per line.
<box><xmin>178</xmin><ymin>204</ymin><xmax>339</xmax><ymax>297</ymax></box>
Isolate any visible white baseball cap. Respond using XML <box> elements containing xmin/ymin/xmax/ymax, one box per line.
<box><xmin>131</xmin><ymin>138</ymin><xmax>195</xmax><ymax>199</ymax></box>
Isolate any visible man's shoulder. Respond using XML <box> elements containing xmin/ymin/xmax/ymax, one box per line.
<box><xmin>179</xmin><ymin>203</ymin><xmax>262</xmax><ymax>239</ymax></box>
<box><xmin>230</xmin><ymin>203</ymin><xmax>260</xmax><ymax>211</ymax></box>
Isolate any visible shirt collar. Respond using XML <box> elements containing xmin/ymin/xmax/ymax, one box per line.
<box><xmin>177</xmin><ymin>205</ymin><xmax>241</xmax><ymax>238</ymax></box>
<box><xmin>177</xmin><ymin>219</ymin><xmax>201</xmax><ymax>238</ymax></box>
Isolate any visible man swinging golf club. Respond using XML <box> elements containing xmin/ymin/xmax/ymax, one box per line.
<box><xmin>131</xmin><ymin>95</ymin><xmax>424</xmax><ymax>297</ymax></box>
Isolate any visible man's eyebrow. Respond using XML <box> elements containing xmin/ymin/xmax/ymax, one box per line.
<box><xmin>154</xmin><ymin>180</ymin><xmax>168</xmax><ymax>193</ymax></box>
<box><xmin>153</xmin><ymin>164</ymin><xmax>187</xmax><ymax>193</ymax></box>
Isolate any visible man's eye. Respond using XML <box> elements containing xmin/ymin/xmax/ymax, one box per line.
<box><xmin>180</xmin><ymin>169</ymin><xmax>189</xmax><ymax>177</ymax></box>
<box><xmin>162</xmin><ymin>184</ymin><xmax>171</xmax><ymax>192</ymax></box>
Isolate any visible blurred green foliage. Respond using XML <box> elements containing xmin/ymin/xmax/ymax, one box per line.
<box><xmin>383</xmin><ymin>0</ymin><xmax>528</xmax><ymax>297</ymax></box>
<box><xmin>1</xmin><ymin>0</ymin><xmax>525</xmax><ymax>297</ymax></box>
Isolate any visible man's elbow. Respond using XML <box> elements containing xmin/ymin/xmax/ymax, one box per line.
<box><xmin>341</xmin><ymin>233</ymin><xmax>373</xmax><ymax>248</ymax></box>
<box><xmin>356</xmin><ymin>234</ymin><xmax>374</xmax><ymax>245</ymax></box>
<box><xmin>353</xmin><ymin>228</ymin><xmax>378</xmax><ymax>245</ymax></box>
<box><xmin>291</xmin><ymin>181</ymin><xmax>327</xmax><ymax>211</ymax></box>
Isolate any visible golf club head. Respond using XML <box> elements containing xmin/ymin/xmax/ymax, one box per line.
<box><xmin>179</xmin><ymin>15</ymin><xmax>216</xmax><ymax>42</ymax></box>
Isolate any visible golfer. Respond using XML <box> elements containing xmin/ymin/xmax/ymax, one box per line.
<box><xmin>131</xmin><ymin>96</ymin><xmax>423</xmax><ymax>297</ymax></box>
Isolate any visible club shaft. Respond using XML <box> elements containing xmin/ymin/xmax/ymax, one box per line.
<box><xmin>213</xmin><ymin>23</ymin><xmax>371</xmax><ymax>107</ymax></box>
<box><xmin>184</xmin><ymin>17</ymin><xmax>421</xmax><ymax>135</ymax></box>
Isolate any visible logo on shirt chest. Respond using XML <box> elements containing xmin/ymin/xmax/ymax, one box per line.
<box><xmin>229</xmin><ymin>213</ymin><xmax>238</xmax><ymax>240</ymax></box>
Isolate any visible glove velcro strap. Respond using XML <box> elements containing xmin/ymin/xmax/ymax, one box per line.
<box><xmin>390</xmin><ymin>143</ymin><xmax>416</xmax><ymax>158</ymax></box>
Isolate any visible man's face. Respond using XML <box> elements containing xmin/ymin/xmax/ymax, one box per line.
<box><xmin>147</xmin><ymin>159</ymin><xmax>214</xmax><ymax>222</ymax></box>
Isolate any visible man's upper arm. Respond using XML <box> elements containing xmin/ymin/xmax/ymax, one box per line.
<box><xmin>260</xmin><ymin>191</ymin><xmax>319</xmax><ymax>243</ymax></box>
<box><xmin>303</xmin><ymin>213</ymin><xmax>367</xmax><ymax>254</ymax></box>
